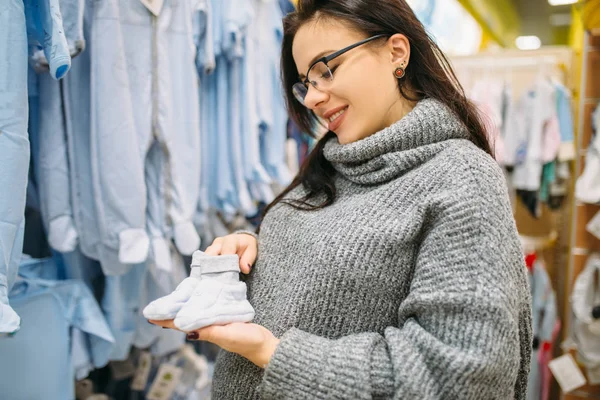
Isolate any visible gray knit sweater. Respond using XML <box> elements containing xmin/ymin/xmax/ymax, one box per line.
<box><xmin>212</xmin><ymin>99</ymin><xmax>532</xmax><ymax>399</ymax></box>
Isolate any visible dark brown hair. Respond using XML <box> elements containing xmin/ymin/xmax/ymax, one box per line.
<box><xmin>262</xmin><ymin>0</ymin><xmax>492</xmax><ymax>220</ymax></box>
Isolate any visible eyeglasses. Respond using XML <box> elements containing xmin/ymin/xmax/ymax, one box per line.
<box><xmin>292</xmin><ymin>34</ymin><xmax>388</xmax><ymax>106</ymax></box>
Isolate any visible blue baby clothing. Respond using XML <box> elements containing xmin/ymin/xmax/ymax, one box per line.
<box><xmin>24</xmin><ymin>0</ymin><xmax>71</xmax><ymax>79</ymax></box>
<box><xmin>253</xmin><ymin>0</ymin><xmax>291</xmax><ymax>186</ymax></box>
<box><xmin>89</xmin><ymin>0</ymin><xmax>201</xmax><ymax>267</ymax></box>
<box><xmin>0</xmin><ymin>0</ymin><xmax>30</xmax><ymax>334</ymax></box>
<box><xmin>0</xmin><ymin>267</ymin><xmax>115</xmax><ymax>399</ymax></box>
<box><xmin>554</xmin><ymin>83</ymin><xmax>576</xmax><ymax>161</ymax></box>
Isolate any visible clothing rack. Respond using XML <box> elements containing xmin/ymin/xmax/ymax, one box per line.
<box><xmin>451</xmin><ymin>55</ymin><xmax>561</xmax><ymax>68</ymax></box>
<box><xmin>563</xmin><ymin>30</ymin><xmax>600</xmax><ymax>400</ymax></box>
<box><xmin>453</xmin><ymin>48</ymin><xmax>578</xmax><ymax>400</ymax></box>
<box><xmin>450</xmin><ymin>47</ymin><xmax>576</xmax><ymax>99</ymax></box>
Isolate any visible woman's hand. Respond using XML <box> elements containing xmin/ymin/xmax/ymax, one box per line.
<box><xmin>149</xmin><ymin>319</ymin><xmax>279</xmax><ymax>368</ymax></box>
<box><xmin>205</xmin><ymin>233</ymin><xmax>257</xmax><ymax>274</ymax></box>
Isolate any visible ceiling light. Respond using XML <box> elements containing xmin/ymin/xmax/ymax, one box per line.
<box><xmin>516</xmin><ymin>36</ymin><xmax>542</xmax><ymax>50</ymax></box>
<box><xmin>548</xmin><ymin>0</ymin><xmax>578</xmax><ymax>5</ymax></box>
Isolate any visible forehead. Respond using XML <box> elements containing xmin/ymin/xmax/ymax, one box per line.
<box><xmin>292</xmin><ymin>19</ymin><xmax>365</xmax><ymax>73</ymax></box>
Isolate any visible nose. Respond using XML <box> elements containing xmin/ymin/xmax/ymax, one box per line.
<box><xmin>303</xmin><ymin>84</ymin><xmax>328</xmax><ymax>110</ymax></box>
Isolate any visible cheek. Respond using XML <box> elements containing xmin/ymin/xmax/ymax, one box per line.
<box><xmin>346</xmin><ymin>71</ymin><xmax>397</xmax><ymax>119</ymax></box>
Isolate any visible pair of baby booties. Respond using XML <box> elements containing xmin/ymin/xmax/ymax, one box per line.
<box><xmin>142</xmin><ymin>251</ymin><xmax>254</xmax><ymax>331</ymax></box>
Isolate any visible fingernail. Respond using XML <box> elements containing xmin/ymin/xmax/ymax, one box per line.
<box><xmin>187</xmin><ymin>332</ymin><xmax>200</xmax><ymax>341</ymax></box>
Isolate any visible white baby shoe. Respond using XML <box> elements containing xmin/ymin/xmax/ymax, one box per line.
<box><xmin>143</xmin><ymin>251</ymin><xmax>239</xmax><ymax>320</ymax></box>
<box><xmin>174</xmin><ymin>276</ymin><xmax>255</xmax><ymax>331</ymax></box>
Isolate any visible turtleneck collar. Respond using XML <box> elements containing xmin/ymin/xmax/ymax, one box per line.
<box><xmin>323</xmin><ymin>98</ymin><xmax>471</xmax><ymax>185</ymax></box>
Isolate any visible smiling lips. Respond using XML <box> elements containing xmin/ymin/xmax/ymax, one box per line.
<box><xmin>324</xmin><ymin>106</ymin><xmax>348</xmax><ymax>131</ymax></box>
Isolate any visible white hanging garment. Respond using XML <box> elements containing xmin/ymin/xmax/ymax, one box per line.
<box><xmin>576</xmin><ymin>104</ymin><xmax>600</xmax><ymax>204</ymax></box>
<box><xmin>570</xmin><ymin>253</ymin><xmax>600</xmax><ymax>384</ymax></box>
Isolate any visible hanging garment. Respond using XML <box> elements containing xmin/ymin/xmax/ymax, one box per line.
<box><xmin>538</xmin><ymin>321</ymin><xmax>561</xmax><ymax>400</ymax></box>
<box><xmin>194</xmin><ymin>0</ymin><xmax>215</xmax><ymax>224</ymax></box>
<box><xmin>0</xmin><ymin>268</ymin><xmax>115</xmax><ymax>400</ymax></box>
<box><xmin>0</xmin><ymin>0</ymin><xmax>30</xmax><ymax>334</ymax></box>
<box><xmin>33</xmin><ymin>8</ymin><xmax>136</xmax><ymax>275</ymax></box>
<box><xmin>243</xmin><ymin>0</ymin><xmax>278</xmax><ymax>204</ymax></box>
<box><xmin>527</xmin><ymin>259</ymin><xmax>559</xmax><ymax>400</ymax></box>
<box><xmin>197</xmin><ymin>0</ymin><xmax>242</xmax><ymax>216</ymax></box>
<box><xmin>37</xmin><ymin>74</ymin><xmax>79</xmax><ymax>253</ymax></box>
<box><xmin>223</xmin><ymin>0</ymin><xmax>256</xmax><ymax>215</ymax></box>
<box><xmin>102</xmin><ymin>262</ymin><xmax>147</xmax><ymax>361</ymax></box>
<box><xmin>554</xmin><ymin>83</ymin><xmax>576</xmax><ymax>161</ymax></box>
<box><xmin>576</xmin><ymin>103</ymin><xmax>600</xmax><ymax>204</ymax></box>
<box><xmin>539</xmin><ymin>162</ymin><xmax>556</xmax><ymax>204</ymax></box>
<box><xmin>144</xmin><ymin>139</ymin><xmax>173</xmax><ymax>273</ymax></box>
<box><xmin>569</xmin><ymin>253</ymin><xmax>600</xmax><ymax>384</ymax></box>
<box><xmin>89</xmin><ymin>0</ymin><xmax>201</xmax><ymax>270</ymax></box>
<box><xmin>542</xmin><ymin>115</ymin><xmax>561</xmax><ymax>164</ymax></box>
<box><xmin>518</xmin><ymin>189</ymin><xmax>541</xmax><ymax>219</ymax></box>
<box><xmin>227</xmin><ymin>0</ymin><xmax>271</xmax><ymax>215</ymax></box>
<box><xmin>254</xmin><ymin>0</ymin><xmax>292</xmax><ymax>186</ymax></box>
<box><xmin>58</xmin><ymin>0</ymin><xmax>86</xmax><ymax>58</ymax></box>
<box><xmin>27</xmin><ymin>0</ymin><xmax>86</xmax><ymax>74</ymax></box>
<box><xmin>24</xmin><ymin>0</ymin><xmax>71</xmax><ymax>79</ymax></box>
<box><xmin>470</xmin><ymin>79</ymin><xmax>506</xmax><ymax>163</ymax></box>
<box><xmin>15</xmin><ymin>255</ymin><xmax>113</xmax><ymax>377</ymax></box>
<box><xmin>132</xmin><ymin>247</ymin><xmax>187</xmax><ymax>357</ymax></box>
<box><xmin>510</xmin><ymin>79</ymin><xmax>557</xmax><ymax>192</ymax></box>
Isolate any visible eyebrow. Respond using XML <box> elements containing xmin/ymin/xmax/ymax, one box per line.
<box><xmin>298</xmin><ymin>49</ymin><xmax>334</xmax><ymax>79</ymax></box>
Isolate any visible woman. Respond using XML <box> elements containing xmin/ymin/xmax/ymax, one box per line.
<box><xmin>152</xmin><ymin>0</ymin><xmax>532</xmax><ymax>398</ymax></box>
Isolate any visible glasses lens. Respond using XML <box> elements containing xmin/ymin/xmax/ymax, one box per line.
<box><xmin>307</xmin><ymin>61</ymin><xmax>333</xmax><ymax>89</ymax></box>
<box><xmin>292</xmin><ymin>83</ymin><xmax>308</xmax><ymax>104</ymax></box>
<box><xmin>293</xmin><ymin>61</ymin><xmax>333</xmax><ymax>106</ymax></box>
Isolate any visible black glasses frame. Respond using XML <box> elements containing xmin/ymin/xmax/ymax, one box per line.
<box><xmin>301</xmin><ymin>34</ymin><xmax>388</xmax><ymax>88</ymax></box>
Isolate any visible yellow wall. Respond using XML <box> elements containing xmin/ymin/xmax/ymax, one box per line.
<box><xmin>457</xmin><ymin>0</ymin><xmax>520</xmax><ymax>47</ymax></box>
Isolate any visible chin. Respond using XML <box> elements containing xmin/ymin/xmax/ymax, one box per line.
<box><xmin>334</xmin><ymin>129</ymin><xmax>368</xmax><ymax>145</ymax></box>
<box><xmin>335</xmin><ymin>134</ymin><xmax>352</xmax><ymax>145</ymax></box>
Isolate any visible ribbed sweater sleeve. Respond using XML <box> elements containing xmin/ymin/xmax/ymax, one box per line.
<box><xmin>259</xmin><ymin>152</ymin><xmax>532</xmax><ymax>400</ymax></box>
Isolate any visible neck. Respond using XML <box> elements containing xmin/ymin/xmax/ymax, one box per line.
<box><xmin>382</xmin><ymin>97</ymin><xmax>418</xmax><ymax>130</ymax></box>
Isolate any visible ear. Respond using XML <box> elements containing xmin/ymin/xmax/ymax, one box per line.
<box><xmin>387</xmin><ymin>34</ymin><xmax>410</xmax><ymax>66</ymax></box>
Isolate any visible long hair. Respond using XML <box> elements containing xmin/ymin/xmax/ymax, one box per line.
<box><xmin>262</xmin><ymin>0</ymin><xmax>492</xmax><ymax>221</ymax></box>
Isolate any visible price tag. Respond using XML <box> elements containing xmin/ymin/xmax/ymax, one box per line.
<box><xmin>131</xmin><ymin>351</ymin><xmax>153</xmax><ymax>391</ymax></box>
<box><xmin>147</xmin><ymin>364</ymin><xmax>183</xmax><ymax>400</ymax></box>
<box><xmin>548</xmin><ymin>354</ymin><xmax>587</xmax><ymax>393</ymax></box>
<box><xmin>75</xmin><ymin>379</ymin><xmax>94</xmax><ymax>400</ymax></box>
<box><xmin>140</xmin><ymin>0</ymin><xmax>164</xmax><ymax>16</ymax></box>
<box><xmin>109</xmin><ymin>359</ymin><xmax>137</xmax><ymax>381</ymax></box>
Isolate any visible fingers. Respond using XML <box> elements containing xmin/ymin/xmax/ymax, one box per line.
<box><xmin>203</xmin><ymin>235</ymin><xmax>257</xmax><ymax>273</ymax></box>
<box><xmin>186</xmin><ymin>326</ymin><xmax>216</xmax><ymax>342</ymax></box>
<box><xmin>204</xmin><ymin>237</ymin><xmax>223</xmax><ymax>256</ymax></box>
<box><xmin>148</xmin><ymin>319</ymin><xmax>178</xmax><ymax>330</ymax></box>
<box><xmin>220</xmin><ymin>236</ymin><xmax>237</xmax><ymax>255</ymax></box>
<box><xmin>239</xmin><ymin>245</ymin><xmax>257</xmax><ymax>274</ymax></box>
